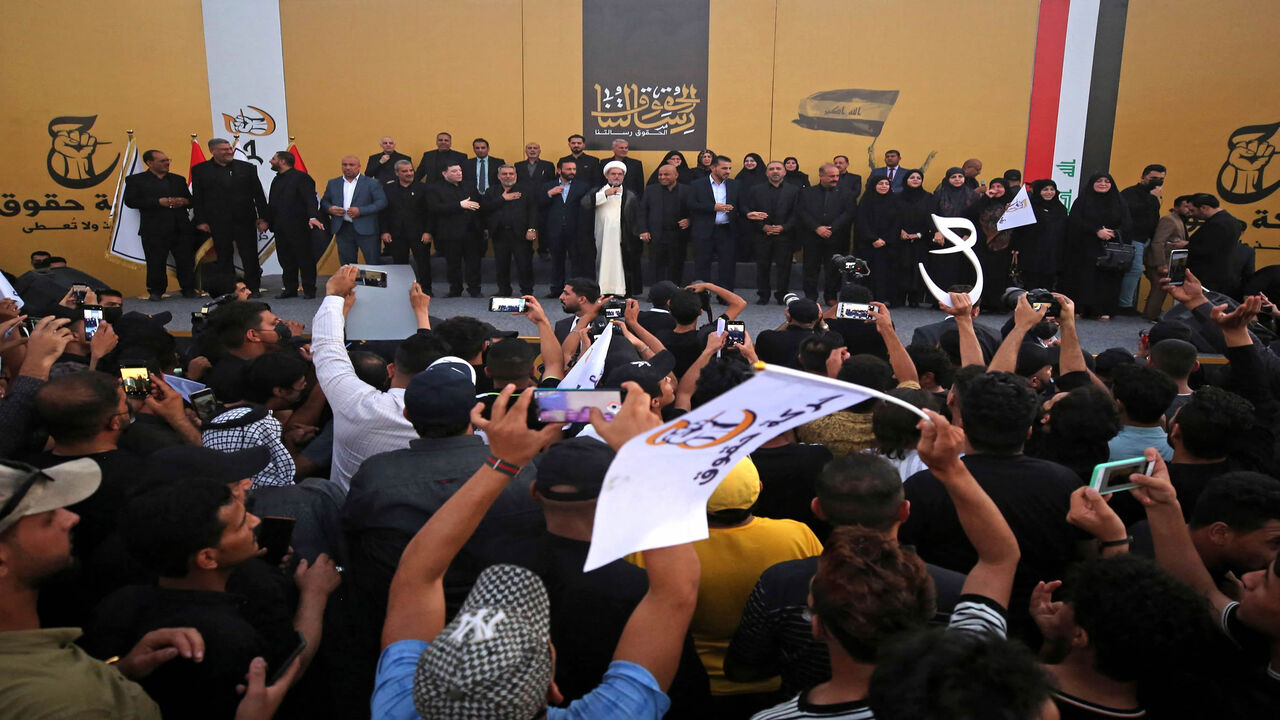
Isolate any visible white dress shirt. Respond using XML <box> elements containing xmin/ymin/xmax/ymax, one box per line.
<box><xmin>341</xmin><ymin>176</ymin><xmax>359</xmax><ymax>222</ymax></box>
<box><xmin>711</xmin><ymin>178</ymin><xmax>729</xmax><ymax>225</ymax></box>
<box><xmin>311</xmin><ymin>295</ymin><xmax>418</xmax><ymax>490</ymax></box>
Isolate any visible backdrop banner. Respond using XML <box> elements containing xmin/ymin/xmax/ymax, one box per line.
<box><xmin>581</xmin><ymin>0</ymin><xmax>709</xmax><ymax>152</ymax></box>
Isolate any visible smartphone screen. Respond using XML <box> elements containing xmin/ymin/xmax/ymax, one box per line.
<box><xmin>726</xmin><ymin>321</ymin><xmax>746</xmax><ymax>346</ymax></box>
<box><xmin>356</xmin><ymin>269</ymin><xmax>387</xmax><ymax>288</ymax></box>
<box><xmin>82</xmin><ymin>305</ymin><xmax>104</xmax><ymax>340</ymax></box>
<box><xmin>836</xmin><ymin>302</ymin><xmax>873</xmax><ymax>321</ymax></box>
<box><xmin>1167</xmin><ymin>249</ymin><xmax>1189</xmax><ymax>286</ymax></box>
<box><xmin>119</xmin><ymin>366</ymin><xmax>152</xmax><ymax>398</ymax></box>
<box><xmin>71</xmin><ymin>284</ymin><xmax>89</xmax><ymax>303</ymax></box>
<box><xmin>489</xmin><ymin>297</ymin><xmax>527</xmax><ymax>313</ymax></box>
<box><xmin>189</xmin><ymin>388</ymin><xmax>218</xmax><ymax>423</ymax></box>
<box><xmin>1089</xmin><ymin>457</ymin><xmax>1154</xmax><ymax>495</ymax></box>
<box><xmin>533</xmin><ymin>389</ymin><xmax>623</xmax><ymax>423</ymax></box>
<box><xmin>257</xmin><ymin>516</ymin><xmax>296</xmax><ymax>567</ymax></box>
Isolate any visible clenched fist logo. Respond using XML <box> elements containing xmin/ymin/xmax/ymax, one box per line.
<box><xmin>1217</xmin><ymin>121</ymin><xmax>1280</xmax><ymax>204</ymax></box>
<box><xmin>46</xmin><ymin>115</ymin><xmax>120</xmax><ymax>189</ymax></box>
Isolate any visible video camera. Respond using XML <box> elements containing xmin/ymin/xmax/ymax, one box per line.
<box><xmin>602</xmin><ymin>297</ymin><xmax>626</xmax><ymax>320</ymax></box>
<box><xmin>831</xmin><ymin>254</ymin><xmax>870</xmax><ymax>280</ymax></box>
<box><xmin>190</xmin><ymin>293</ymin><xmax>237</xmax><ymax>334</ymax></box>
<box><xmin>1002</xmin><ymin>287</ymin><xmax>1060</xmax><ymax>318</ymax></box>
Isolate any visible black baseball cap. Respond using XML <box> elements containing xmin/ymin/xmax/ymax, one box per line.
<box><xmin>404</xmin><ymin>356</ymin><xmax>478</xmax><ymax>427</ymax></box>
<box><xmin>533</xmin><ymin>436</ymin><xmax>616</xmax><ymax>501</ymax></box>
<box><xmin>600</xmin><ymin>350</ymin><xmax>676</xmax><ymax>397</ymax></box>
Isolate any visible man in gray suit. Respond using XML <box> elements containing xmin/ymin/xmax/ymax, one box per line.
<box><xmin>322</xmin><ymin>155</ymin><xmax>389</xmax><ymax>265</ymax></box>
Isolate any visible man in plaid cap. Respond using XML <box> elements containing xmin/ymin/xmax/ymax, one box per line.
<box><xmin>372</xmin><ymin>383</ymin><xmax>701</xmax><ymax>719</ymax></box>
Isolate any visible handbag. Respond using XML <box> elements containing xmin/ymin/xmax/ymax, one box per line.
<box><xmin>1095</xmin><ymin>230</ymin><xmax>1134</xmax><ymax>270</ymax></box>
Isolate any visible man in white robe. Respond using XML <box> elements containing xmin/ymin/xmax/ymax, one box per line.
<box><xmin>582</xmin><ymin>160</ymin><xmax>642</xmax><ymax>296</ymax></box>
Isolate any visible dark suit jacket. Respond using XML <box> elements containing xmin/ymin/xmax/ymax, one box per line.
<box><xmin>558</xmin><ymin>154</ymin><xmax>601</xmax><ymax>183</ymax></box>
<box><xmin>515</xmin><ymin>159</ymin><xmax>556</xmax><ymax>188</ymax></box>
<box><xmin>190</xmin><ymin>159</ymin><xmax>267</xmax><ymax>227</ymax></box>
<box><xmin>320</xmin><ymin>175</ymin><xmax>387</xmax><ymax>236</ymax></box>
<box><xmin>462</xmin><ymin>156</ymin><xmax>505</xmax><ymax>196</ymax></box>
<box><xmin>554</xmin><ymin>315</ymin><xmax>579</xmax><ymax>343</ymax></box>
<box><xmin>266</xmin><ymin>168</ymin><xmax>321</xmax><ymax>234</ymax></box>
<box><xmin>867</xmin><ymin>167</ymin><xmax>905</xmax><ymax>193</ymax></box>
<box><xmin>379</xmin><ymin>180</ymin><xmax>431</xmax><ymax>240</ymax></box>
<box><xmin>837</xmin><ymin>172</ymin><xmax>864</xmax><ymax>201</ymax></box>
<box><xmin>636</xmin><ymin>183</ymin><xmax>690</xmax><ymax>245</ymax></box>
<box><xmin>1188</xmin><ymin>210</ymin><xmax>1243</xmax><ymax>291</ymax></box>
<box><xmin>426</xmin><ymin>182</ymin><xmax>481</xmax><ymax>240</ymax></box>
<box><xmin>413</xmin><ymin>149</ymin><xmax>467</xmax><ymax>184</ymax></box>
<box><xmin>538</xmin><ymin>179</ymin><xmax>589</xmax><ymax>240</ymax></box>
<box><xmin>686</xmin><ymin>176</ymin><xmax>740</xmax><ymax>241</ymax></box>
<box><xmin>123</xmin><ymin>171</ymin><xmax>193</xmax><ymax>237</ymax></box>
<box><xmin>910</xmin><ymin>317</ymin><xmax>1002</xmax><ymax>360</ymax></box>
<box><xmin>481</xmin><ymin>183</ymin><xmax>538</xmax><ymax>236</ymax></box>
<box><xmin>364</xmin><ymin>151</ymin><xmax>413</xmax><ymax>183</ymax></box>
<box><xmin>796</xmin><ymin>185</ymin><xmax>856</xmax><ymax>238</ymax></box>
<box><xmin>598</xmin><ymin>157</ymin><xmax>645</xmax><ymax>197</ymax></box>
<box><xmin>741</xmin><ymin>181</ymin><xmax>800</xmax><ymax>238</ymax></box>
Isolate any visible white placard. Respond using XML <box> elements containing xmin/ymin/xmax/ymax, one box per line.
<box><xmin>996</xmin><ymin>185</ymin><xmax>1036</xmax><ymax>231</ymax></box>
<box><xmin>560</xmin><ymin>322</ymin><xmax>614</xmax><ymax>389</ymax></box>
<box><xmin>344</xmin><ymin>264</ymin><xmax>421</xmax><ymax>341</ymax></box>
<box><xmin>584</xmin><ymin>365</ymin><xmax>928</xmax><ymax>570</ymax></box>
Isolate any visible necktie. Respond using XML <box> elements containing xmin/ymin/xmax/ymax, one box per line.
<box><xmin>888</xmin><ymin>167</ymin><xmax>895</xmax><ymax>181</ymax></box>
<box><xmin>478</xmin><ymin>158</ymin><xmax>487</xmax><ymax>193</ymax></box>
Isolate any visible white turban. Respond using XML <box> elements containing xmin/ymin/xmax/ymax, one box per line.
<box><xmin>603</xmin><ymin>160</ymin><xmax>627</xmax><ymax>175</ymax></box>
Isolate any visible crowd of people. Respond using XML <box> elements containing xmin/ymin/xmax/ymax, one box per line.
<box><xmin>115</xmin><ymin>134</ymin><xmax>1254</xmax><ymax>322</ymax></box>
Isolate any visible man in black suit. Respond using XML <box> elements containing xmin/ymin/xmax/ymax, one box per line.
<box><xmin>380</xmin><ymin>159</ymin><xmax>433</xmax><ymax>292</ymax></box>
<box><xmin>1188</xmin><ymin>193</ymin><xmax>1244</xmax><ymax>292</ymax></box>
<box><xmin>413</xmin><ymin>132</ymin><xmax>467</xmax><ymax>185</ymax></box>
<box><xmin>833</xmin><ymin>154</ymin><xmax>863</xmax><ymax>203</ymax></box>
<box><xmin>538</xmin><ymin>158</ymin><xmax>589</xmax><ymax>297</ymax></box>
<box><xmin>481</xmin><ymin>164</ymin><xmax>538</xmax><ymax>296</ymax></box>
<box><xmin>426</xmin><ymin>163</ymin><xmax>483</xmax><ymax>297</ymax></box>
<box><xmin>909</xmin><ymin>290</ymin><xmax>1002</xmax><ymax>361</ymax></box>
<box><xmin>190</xmin><ymin>137</ymin><xmax>269</xmax><ymax>296</ymax></box>
<box><xmin>796</xmin><ymin>163</ymin><xmax>857</xmax><ymax>303</ymax></box>
<box><xmin>637</xmin><ymin>164</ymin><xmax>690</xmax><ymax>285</ymax></box>
<box><xmin>599</xmin><ymin>139</ymin><xmax>644</xmax><ymax>197</ymax></box>
<box><xmin>558</xmin><ymin>134</ymin><xmax>600</xmax><ymax>187</ymax></box>
<box><xmin>742</xmin><ymin>160</ymin><xmax>800</xmax><ymax>304</ymax></box>
<box><xmin>265</xmin><ymin>150</ymin><xmax>325</xmax><ymax>298</ymax></box>
<box><xmin>462</xmin><ymin>138</ymin><xmax>503</xmax><ymax>197</ymax></box>
<box><xmin>364</xmin><ymin>136</ymin><xmax>412</xmax><ymax>183</ymax></box>
<box><xmin>123</xmin><ymin>148</ymin><xmax>197</xmax><ymax>300</ymax></box>
<box><xmin>552</xmin><ymin>277</ymin><xmax>602</xmax><ymax>343</ymax></box>
<box><xmin>515</xmin><ymin>141</ymin><xmax>556</xmax><ymax>188</ymax></box>
<box><xmin>687</xmin><ymin>155</ymin><xmax>740</xmax><ymax>292</ymax></box>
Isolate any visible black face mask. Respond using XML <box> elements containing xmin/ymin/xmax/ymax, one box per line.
<box><xmin>103</xmin><ymin>307</ymin><xmax>123</xmax><ymax>325</ymax></box>
<box><xmin>273</xmin><ymin>321</ymin><xmax>292</xmax><ymax>343</ymax></box>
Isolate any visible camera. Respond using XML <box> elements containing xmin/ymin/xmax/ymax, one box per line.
<box><xmin>602</xmin><ymin>297</ymin><xmax>626</xmax><ymax>320</ymax></box>
<box><xmin>782</xmin><ymin>292</ymin><xmax>802</xmax><ymax>307</ymax></box>
<box><xmin>1002</xmin><ymin>287</ymin><xmax>1060</xmax><ymax>317</ymax></box>
<box><xmin>687</xmin><ymin>281</ymin><xmax>714</xmax><ymax>315</ymax></box>
<box><xmin>587</xmin><ymin>315</ymin><xmax>610</xmax><ymax>338</ymax></box>
<box><xmin>831</xmin><ymin>255</ymin><xmax>870</xmax><ymax>279</ymax></box>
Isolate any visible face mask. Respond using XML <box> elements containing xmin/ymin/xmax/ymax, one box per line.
<box><xmin>103</xmin><ymin>307</ymin><xmax>123</xmax><ymax>325</ymax></box>
<box><xmin>273</xmin><ymin>322</ymin><xmax>292</xmax><ymax>343</ymax></box>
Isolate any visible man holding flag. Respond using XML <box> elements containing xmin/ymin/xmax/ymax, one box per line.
<box><xmin>123</xmin><ymin>149</ymin><xmax>198</xmax><ymax>300</ymax></box>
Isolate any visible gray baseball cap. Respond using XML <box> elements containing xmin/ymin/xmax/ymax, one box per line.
<box><xmin>0</xmin><ymin>459</ymin><xmax>101</xmax><ymax>534</ymax></box>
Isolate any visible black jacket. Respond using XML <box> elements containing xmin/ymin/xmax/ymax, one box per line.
<box><xmin>1189</xmin><ymin>210</ymin><xmax>1244</xmax><ymax>291</ymax></box>
<box><xmin>742</xmin><ymin>181</ymin><xmax>800</xmax><ymax>237</ymax></box>
<box><xmin>558</xmin><ymin>153</ymin><xmax>601</xmax><ymax>182</ymax></box>
<box><xmin>581</xmin><ymin>185</ymin><xmax>642</xmax><ymax>241</ymax></box>
<box><xmin>425</xmin><ymin>182</ymin><xmax>481</xmax><ymax>239</ymax></box>
<box><xmin>598</xmin><ymin>157</ymin><xmax>645</xmax><ymax>197</ymax></box>
<box><xmin>380</xmin><ymin>180</ymin><xmax>431</xmax><ymax>239</ymax></box>
<box><xmin>686</xmin><ymin>176</ymin><xmax>740</xmax><ymax>241</ymax></box>
<box><xmin>481</xmin><ymin>183</ymin><xmax>539</xmax><ymax>235</ymax></box>
<box><xmin>538</xmin><ymin>179</ymin><xmax>589</xmax><ymax>240</ymax></box>
<box><xmin>266</xmin><ymin>168</ymin><xmax>322</xmax><ymax>234</ymax></box>
<box><xmin>413</xmin><ymin>149</ymin><xmax>467</xmax><ymax>184</ymax></box>
<box><xmin>515</xmin><ymin>159</ymin><xmax>556</xmax><ymax>188</ymax></box>
<box><xmin>364</xmin><ymin>151</ymin><xmax>413</xmax><ymax>183</ymax></box>
<box><xmin>123</xmin><ymin>171</ymin><xmax>193</xmax><ymax>236</ymax></box>
<box><xmin>190</xmin><ymin>159</ymin><xmax>267</xmax><ymax>226</ymax></box>
<box><xmin>796</xmin><ymin>184</ymin><xmax>856</xmax><ymax>238</ymax></box>
<box><xmin>462</xmin><ymin>156</ymin><xmax>505</xmax><ymax>196</ymax></box>
<box><xmin>637</xmin><ymin>183</ymin><xmax>690</xmax><ymax>244</ymax></box>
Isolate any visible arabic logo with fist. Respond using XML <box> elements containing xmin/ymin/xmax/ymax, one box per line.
<box><xmin>46</xmin><ymin>115</ymin><xmax>120</xmax><ymax>189</ymax></box>
<box><xmin>1218</xmin><ymin>121</ymin><xmax>1280</xmax><ymax>204</ymax></box>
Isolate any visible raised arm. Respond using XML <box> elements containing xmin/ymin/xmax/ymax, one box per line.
<box><xmin>381</xmin><ymin>388</ymin><xmax>562</xmax><ymax>649</ymax></box>
<box><xmin>612</xmin><ymin>542</ymin><xmax>700</xmax><ymax>691</ymax></box>
<box><xmin>869</xmin><ymin>302</ymin><xmax>917</xmax><ymax>384</ymax></box>
<box><xmin>944</xmin><ymin>293</ymin><xmax>986</xmax><ymax>368</ymax></box>
<box><xmin>989</xmin><ymin>294</ymin><xmax>1046</xmax><ymax>374</ymax></box>
<box><xmin>916</xmin><ymin>410</ymin><xmax>1020</xmax><ymax>607</ymax></box>
<box><xmin>623</xmin><ymin>298</ymin><xmax>667</xmax><ymax>358</ymax></box>
<box><xmin>690</xmin><ymin>281</ymin><xmax>747</xmax><ymax>320</ymax></box>
<box><xmin>521</xmin><ymin>296</ymin><xmax>565</xmax><ymax>381</ymax></box>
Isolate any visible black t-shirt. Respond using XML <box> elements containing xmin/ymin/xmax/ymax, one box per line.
<box><xmin>661</xmin><ymin>327</ymin><xmax>706</xmax><ymax>378</ymax></box>
<box><xmin>118</xmin><ymin>414</ymin><xmax>186</xmax><ymax>456</ymax></box>
<box><xmin>81</xmin><ymin>584</ymin><xmax>298</xmax><ymax>720</ymax></box>
<box><xmin>750</xmin><ymin>442</ymin><xmax>834</xmax><ymax>541</ymax></box>
<box><xmin>754</xmin><ymin>326</ymin><xmax>820</xmax><ymax>369</ymax></box>
<box><xmin>900</xmin><ymin>454</ymin><xmax>1084</xmax><ymax>637</ymax></box>
<box><xmin>1051</xmin><ymin>690</ymin><xmax>1145</xmax><ymax>719</ymax></box>
<box><xmin>637</xmin><ymin>309</ymin><xmax>677</xmax><ymax>337</ymax></box>
<box><xmin>205</xmin><ymin>354</ymin><xmax>249</xmax><ymax>403</ymax></box>
<box><xmin>825</xmin><ymin>318</ymin><xmax>888</xmax><ymax>361</ymax></box>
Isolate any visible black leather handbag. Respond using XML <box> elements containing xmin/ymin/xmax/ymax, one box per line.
<box><xmin>1096</xmin><ymin>231</ymin><xmax>1134</xmax><ymax>270</ymax></box>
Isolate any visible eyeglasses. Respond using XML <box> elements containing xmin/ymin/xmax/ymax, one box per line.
<box><xmin>0</xmin><ymin>460</ymin><xmax>54</xmax><ymax>523</ymax></box>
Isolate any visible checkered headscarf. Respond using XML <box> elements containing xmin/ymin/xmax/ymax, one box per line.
<box><xmin>413</xmin><ymin>564</ymin><xmax>552</xmax><ymax>719</ymax></box>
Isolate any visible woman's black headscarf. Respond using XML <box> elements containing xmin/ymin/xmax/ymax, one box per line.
<box><xmin>1070</xmin><ymin>172</ymin><xmax>1128</xmax><ymax>229</ymax></box>
<box><xmin>691</xmin><ymin>149</ymin><xmax>716</xmax><ymax>178</ymax></box>
<box><xmin>735</xmin><ymin>152</ymin><xmax>766</xmax><ymax>189</ymax></box>
<box><xmin>1029</xmin><ymin>179</ymin><xmax>1067</xmax><ymax>217</ymax></box>
<box><xmin>933</xmin><ymin>166</ymin><xmax>975</xmax><ymax>216</ymax></box>
<box><xmin>647</xmin><ymin>150</ymin><xmax>695</xmax><ymax>185</ymax></box>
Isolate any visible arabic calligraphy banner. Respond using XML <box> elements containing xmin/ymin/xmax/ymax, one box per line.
<box><xmin>581</xmin><ymin>0</ymin><xmax>708</xmax><ymax>151</ymax></box>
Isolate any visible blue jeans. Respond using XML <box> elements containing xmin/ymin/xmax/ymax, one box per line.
<box><xmin>1119</xmin><ymin>239</ymin><xmax>1146</xmax><ymax>308</ymax></box>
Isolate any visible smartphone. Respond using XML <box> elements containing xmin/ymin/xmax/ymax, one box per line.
<box><xmin>257</xmin><ymin>516</ymin><xmax>296</xmax><ymax>567</ymax></box>
<box><xmin>356</xmin><ymin>269</ymin><xmax>387</xmax><ymax>288</ymax></box>
<box><xmin>836</xmin><ymin>302</ymin><xmax>874</xmax><ymax>321</ymax></box>
<box><xmin>1166</xmin><ymin>248</ymin><xmax>1189</xmax><ymax>286</ymax></box>
<box><xmin>82</xmin><ymin>305</ymin><xmax>104</xmax><ymax>340</ymax></box>
<box><xmin>268</xmin><ymin>631</ymin><xmax>307</xmax><ymax>686</ymax></box>
<box><xmin>489</xmin><ymin>296</ymin><xmax>527</xmax><ymax>313</ymax></box>
<box><xmin>189</xmin><ymin>388</ymin><xmax>218</xmax><ymax>424</ymax></box>
<box><xmin>725</xmin><ymin>320</ymin><xmax>746</xmax><ymax>346</ymax></box>
<box><xmin>71</xmin><ymin>284</ymin><xmax>89</xmax><ymax>303</ymax></box>
<box><xmin>533</xmin><ymin>389</ymin><xmax>623</xmax><ymax>423</ymax></box>
<box><xmin>119</xmin><ymin>366</ymin><xmax>152</xmax><ymax>398</ymax></box>
<box><xmin>1089</xmin><ymin>457</ymin><xmax>1155</xmax><ymax>496</ymax></box>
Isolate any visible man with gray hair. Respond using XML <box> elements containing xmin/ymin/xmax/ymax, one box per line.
<box><xmin>321</xmin><ymin>155</ymin><xmax>388</xmax><ymax>265</ymax></box>
<box><xmin>190</xmin><ymin>137</ymin><xmax>269</xmax><ymax>296</ymax></box>
<box><xmin>365</xmin><ymin>136</ymin><xmax>412</xmax><ymax>183</ymax></box>
<box><xmin>481</xmin><ymin>164</ymin><xmax>539</xmax><ymax>295</ymax></box>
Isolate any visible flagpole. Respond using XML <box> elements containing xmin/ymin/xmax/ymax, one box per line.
<box><xmin>108</xmin><ymin>129</ymin><xmax>135</xmax><ymax>221</ymax></box>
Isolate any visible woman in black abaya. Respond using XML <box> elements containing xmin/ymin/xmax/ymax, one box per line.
<box><xmin>926</xmin><ymin>166</ymin><xmax>979</xmax><ymax>293</ymax></box>
<box><xmin>966</xmin><ymin>177</ymin><xmax>1013</xmax><ymax>311</ymax></box>
<box><xmin>783</xmin><ymin>157</ymin><xmax>810</xmax><ymax>189</ymax></box>
<box><xmin>1063</xmin><ymin>172</ymin><xmax>1133</xmax><ymax>320</ymax></box>
<box><xmin>898</xmin><ymin>169</ymin><xmax>935</xmax><ymax>307</ymax></box>
<box><xmin>646</xmin><ymin>150</ymin><xmax>695</xmax><ymax>185</ymax></box>
<box><xmin>734</xmin><ymin>153</ymin><xmax>766</xmax><ymax>191</ymax></box>
<box><xmin>855</xmin><ymin>177</ymin><xmax>903</xmax><ymax>305</ymax></box>
<box><xmin>691</xmin><ymin>149</ymin><xmax>716</xmax><ymax>179</ymax></box>
<box><xmin>1011</xmin><ymin>179</ymin><xmax>1068</xmax><ymax>291</ymax></box>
